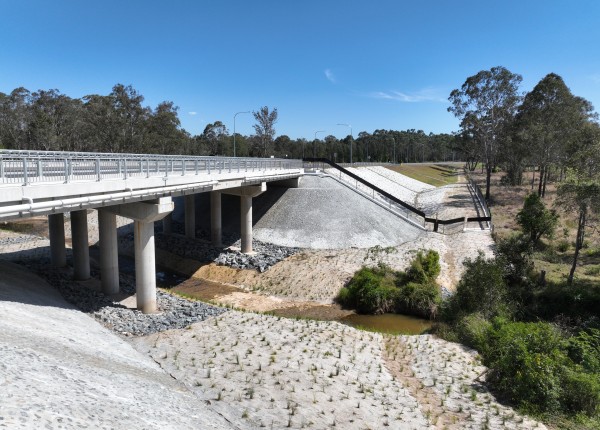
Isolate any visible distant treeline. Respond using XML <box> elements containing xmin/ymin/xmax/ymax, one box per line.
<box><xmin>0</xmin><ymin>84</ymin><xmax>459</xmax><ymax>162</ymax></box>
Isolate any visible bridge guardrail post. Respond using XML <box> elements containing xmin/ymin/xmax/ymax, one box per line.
<box><xmin>0</xmin><ymin>156</ymin><xmax>4</xmax><ymax>182</ymax></box>
<box><xmin>95</xmin><ymin>158</ymin><xmax>100</xmax><ymax>181</ymax></box>
<box><xmin>195</xmin><ymin>160</ymin><xmax>198</xmax><ymax>175</ymax></box>
<box><xmin>145</xmin><ymin>159</ymin><xmax>150</xmax><ymax>178</ymax></box>
<box><xmin>23</xmin><ymin>158</ymin><xmax>28</xmax><ymax>185</ymax></box>
<box><xmin>124</xmin><ymin>158</ymin><xmax>128</xmax><ymax>179</ymax></box>
<box><xmin>37</xmin><ymin>157</ymin><xmax>42</xmax><ymax>180</ymax></box>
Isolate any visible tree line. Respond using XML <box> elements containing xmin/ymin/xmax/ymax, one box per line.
<box><xmin>0</xmin><ymin>84</ymin><xmax>459</xmax><ymax>162</ymax></box>
<box><xmin>449</xmin><ymin>67</ymin><xmax>599</xmax><ymax>201</ymax></box>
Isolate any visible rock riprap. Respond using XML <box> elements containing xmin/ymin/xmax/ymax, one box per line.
<box><xmin>27</xmin><ymin>261</ymin><xmax>227</xmax><ymax>336</ymax></box>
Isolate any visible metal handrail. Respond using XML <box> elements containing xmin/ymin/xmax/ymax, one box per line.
<box><xmin>305</xmin><ymin>158</ymin><xmax>492</xmax><ymax>233</ymax></box>
<box><xmin>0</xmin><ymin>150</ymin><xmax>303</xmax><ymax>186</ymax></box>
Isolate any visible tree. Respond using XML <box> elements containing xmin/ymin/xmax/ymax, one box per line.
<box><xmin>201</xmin><ymin>121</ymin><xmax>228</xmax><ymax>155</ymax></box>
<box><xmin>252</xmin><ymin>106</ymin><xmax>277</xmax><ymax>157</ymax></box>
<box><xmin>556</xmin><ymin>123</ymin><xmax>600</xmax><ymax>285</ymax></box>
<box><xmin>0</xmin><ymin>87</ymin><xmax>32</xmax><ymax>150</ymax></box>
<box><xmin>515</xmin><ymin>73</ymin><xmax>596</xmax><ymax>197</ymax></box>
<box><xmin>516</xmin><ymin>193</ymin><xmax>558</xmax><ymax>245</ymax></box>
<box><xmin>146</xmin><ymin>101</ymin><xmax>187</xmax><ymax>154</ymax></box>
<box><xmin>448</xmin><ymin>66</ymin><xmax>522</xmax><ymax>200</ymax></box>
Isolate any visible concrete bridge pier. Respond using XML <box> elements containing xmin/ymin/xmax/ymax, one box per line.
<box><xmin>48</xmin><ymin>213</ymin><xmax>66</xmax><ymax>267</ymax></box>
<box><xmin>184</xmin><ymin>194</ymin><xmax>195</xmax><ymax>239</ymax></box>
<box><xmin>223</xmin><ymin>183</ymin><xmax>266</xmax><ymax>254</ymax></box>
<box><xmin>210</xmin><ymin>191</ymin><xmax>222</xmax><ymax>247</ymax></box>
<box><xmin>98</xmin><ymin>209</ymin><xmax>119</xmax><ymax>295</ymax></box>
<box><xmin>104</xmin><ymin>197</ymin><xmax>173</xmax><ymax>313</ymax></box>
<box><xmin>71</xmin><ymin>210</ymin><xmax>90</xmax><ymax>281</ymax></box>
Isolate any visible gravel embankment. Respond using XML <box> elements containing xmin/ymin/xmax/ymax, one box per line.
<box><xmin>252</xmin><ymin>175</ymin><xmax>424</xmax><ymax>249</ymax></box>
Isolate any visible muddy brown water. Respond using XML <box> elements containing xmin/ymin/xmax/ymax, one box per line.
<box><xmin>170</xmin><ymin>276</ymin><xmax>431</xmax><ymax>335</ymax></box>
<box><xmin>341</xmin><ymin>313</ymin><xmax>432</xmax><ymax>335</ymax></box>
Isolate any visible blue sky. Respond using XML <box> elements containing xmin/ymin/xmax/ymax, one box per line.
<box><xmin>1</xmin><ymin>0</ymin><xmax>599</xmax><ymax>140</ymax></box>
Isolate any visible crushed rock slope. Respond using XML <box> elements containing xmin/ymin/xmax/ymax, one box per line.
<box><xmin>253</xmin><ymin>175</ymin><xmax>424</xmax><ymax>249</ymax></box>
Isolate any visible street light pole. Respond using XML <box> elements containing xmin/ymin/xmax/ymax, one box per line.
<box><xmin>313</xmin><ymin>130</ymin><xmax>325</xmax><ymax>158</ymax></box>
<box><xmin>233</xmin><ymin>111</ymin><xmax>250</xmax><ymax>157</ymax></box>
<box><xmin>337</xmin><ymin>123</ymin><xmax>353</xmax><ymax>164</ymax></box>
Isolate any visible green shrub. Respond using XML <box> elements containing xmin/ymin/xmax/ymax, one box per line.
<box><xmin>442</xmin><ymin>252</ymin><xmax>511</xmax><ymax>321</ymax></box>
<box><xmin>485</xmin><ymin>320</ymin><xmax>568</xmax><ymax>412</ymax></box>
<box><xmin>403</xmin><ymin>250</ymin><xmax>441</xmax><ymax>284</ymax></box>
<box><xmin>568</xmin><ymin>329</ymin><xmax>600</xmax><ymax>373</ymax></box>
<box><xmin>557</xmin><ymin>239</ymin><xmax>571</xmax><ymax>253</ymax></box>
<box><xmin>454</xmin><ymin>313</ymin><xmax>492</xmax><ymax>354</ymax></box>
<box><xmin>337</xmin><ymin>266</ymin><xmax>399</xmax><ymax>314</ymax></box>
<box><xmin>396</xmin><ymin>280</ymin><xmax>441</xmax><ymax>319</ymax></box>
<box><xmin>561</xmin><ymin>368</ymin><xmax>600</xmax><ymax>415</ymax></box>
<box><xmin>338</xmin><ymin>250</ymin><xmax>441</xmax><ymax>317</ymax></box>
<box><xmin>516</xmin><ymin>193</ymin><xmax>559</xmax><ymax>245</ymax></box>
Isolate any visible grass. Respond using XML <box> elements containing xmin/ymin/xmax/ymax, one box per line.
<box><xmin>385</xmin><ymin>163</ymin><xmax>461</xmax><ymax>186</ymax></box>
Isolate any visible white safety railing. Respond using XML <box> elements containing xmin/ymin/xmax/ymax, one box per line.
<box><xmin>0</xmin><ymin>150</ymin><xmax>303</xmax><ymax>186</ymax></box>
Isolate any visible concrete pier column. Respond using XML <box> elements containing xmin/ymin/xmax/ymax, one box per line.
<box><xmin>222</xmin><ymin>183</ymin><xmax>265</xmax><ymax>254</ymax></box>
<box><xmin>48</xmin><ymin>213</ymin><xmax>66</xmax><ymax>267</ymax></box>
<box><xmin>98</xmin><ymin>209</ymin><xmax>119</xmax><ymax>295</ymax></box>
<box><xmin>104</xmin><ymin>197</ymin><xmax>173</xmax><ymax>314</ymax></box>
<box><xmin>162</xmin><ymin>213</ymin><xmax>172</xmax><ymax>235</ymax></box>
<box><xmin>241</xmin><ymin>195</ymin><xmax>252</xmax><ymax>253</ymax></box>
<box><xmin>210</xmin><ymin>191</ymin><xmax>222</xmax><ymax>247</ymax></box>
<box><xmin>71</xmin><ymin>210</ymin><xmax>90</xmax><ymax>281</ymax></box>
<box><xmin>184</xmin><ymin>194</ymin><xmax>195</xmax><ymax>239</ymax></box>
<box><xmin>134</xmin><ymin>219</ymin><xmax>157</xmax><ymax>313</ymax></box>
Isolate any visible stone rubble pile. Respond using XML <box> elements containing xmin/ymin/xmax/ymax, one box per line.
<box><xmin>213</xmin><ymin>241</ymin><xmax>299</xmax><ymax>272</ymax></box>
<box><xmin>153</xmin><ymin>230</ymin><xmax>300</xmax><ymax>272</ymax></box>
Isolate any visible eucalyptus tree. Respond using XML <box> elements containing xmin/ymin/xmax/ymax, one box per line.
<box><xmin>201</xmin><ymin>121</ymin><xmax>229</xmax><ymax>155</ymax></box>
<box><xmin>449</xmin><ymin>66</ymin><xmax>522</xmax><ymax>200</ymax></box>
<box><xmin>147</xmin><ymin>101</ymin><xmax>187</xmax><ymax>154</ymax></box>
<box><xmin>515</xmin><ymin>73</ymin><xmax>596</xmax><ymax>197</ymax></box>
<box><xmin>556</xmin><ymin>123</ymin><xmax>600</xmax><ymax>285</ymax></box>
<box><xmin>252</xmin><ymin>106</ymin><xmax>278</xmax><ymax>157</ymax></box>
<box><xmin>0</xmin><ymin>87</ymin><xmax>32</xmax><ymax>150</ymax></box>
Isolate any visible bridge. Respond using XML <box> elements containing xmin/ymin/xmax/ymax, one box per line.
<box><xmin>0</xmin><ymin>150</ymin><xmax>303</xmax><ymax>313</ymax></box>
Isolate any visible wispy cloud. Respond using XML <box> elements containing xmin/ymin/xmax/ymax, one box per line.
<box><xmin>188</xmin><ymin>111</ymin><xmax>197</xmax><ymax>116</ymax></box>
<box><xmin>324</xmin><ymin>69</ymin><xmax>337</xmax><ymax>84</ymax></box>
<box><xmin>370</xmin><ymin>87</ymin><xmax>446</xmax><ymax>103</ymax></box>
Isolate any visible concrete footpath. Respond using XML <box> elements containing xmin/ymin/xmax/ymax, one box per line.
<box><xmin>0</xmin><ymin>261</ymin><xmax>240</xmax><ymax>430</ymax></box>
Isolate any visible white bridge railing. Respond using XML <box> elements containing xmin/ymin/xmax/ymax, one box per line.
<box><xmin>0</xmin><ymin>150</ymin><xmax>303</xmax><ymax>186</ymax></box>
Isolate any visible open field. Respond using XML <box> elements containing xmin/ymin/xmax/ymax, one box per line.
<box><xmin>386</xmin><ymin>163</ymin><xmax>462</xmax><ymax>187</ymax></box>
